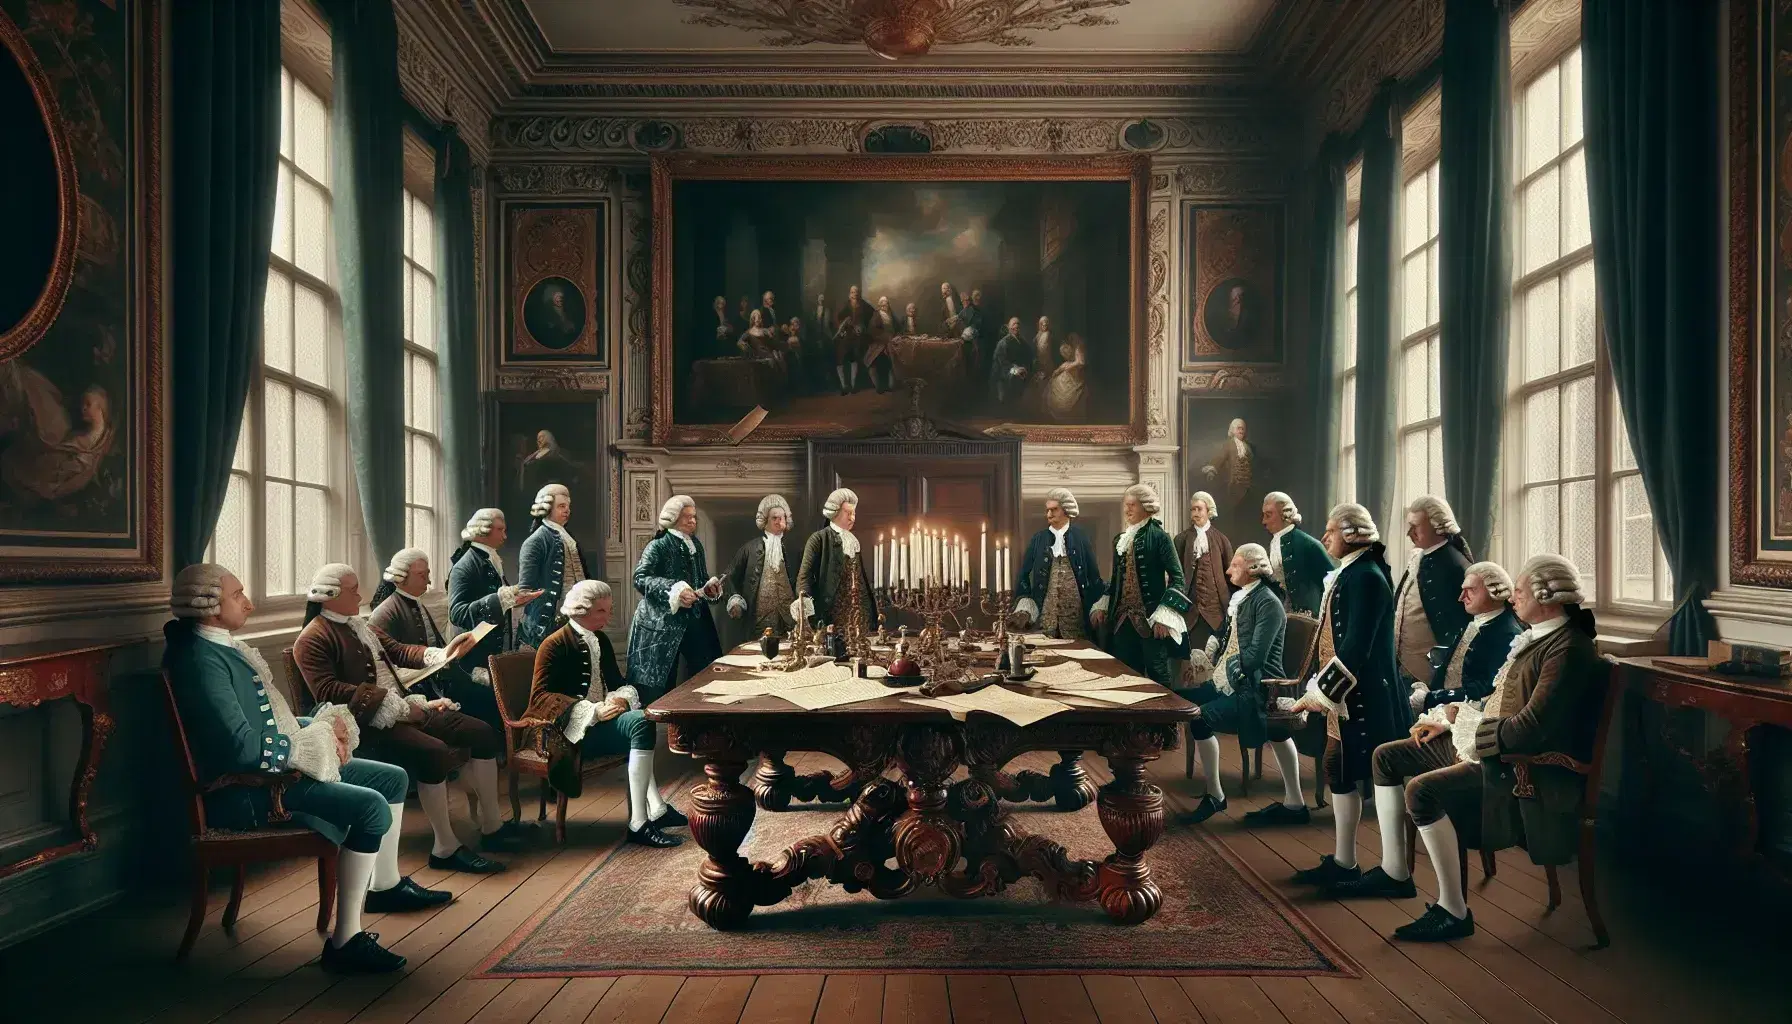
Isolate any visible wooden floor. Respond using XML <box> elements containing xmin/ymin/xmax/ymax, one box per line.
<box><xmin>2</xmin><ymin>742</ymin><xmax>1784</xmax><ymax>1024</ymax></box>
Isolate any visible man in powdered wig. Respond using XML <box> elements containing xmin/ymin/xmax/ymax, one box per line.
<box><xmin>448</xmin><ymin>508</ymin><xmax>544</xmax><ymax>677</ymax></box>
<box><xmin>1261</xmin><ymin>491</ymin><xmax>1333</xmax><ymax>617</ymax></box>
<box><xmin>1174</xmin><ymin>543</ymin><xmax>1285</xmax><ymax>824</ymax></box>
<box><xmin>1010</xmin><ymin>487</ymin><xmax>1105</xmax><ymax>640</ymax></box>
<box><xmin>369</xmin><ymin>548</ymin><xmax>501</xmax><ymax>735</ymax></box>
<box><xmin>1174</xmin><ymin>489</ymin><xmax>1236</xmax><ymax>658</ymax></box>
<box><xmin>1088</xmin><ymin>483</ymin><xmax>1192</xmax><ymax>686</ymax></box>
<box><xmin>1263</xmin><ymin>503</ymin><xmax>1410</xmax><ymax>889</ymax></box>
<box><xmin>1391</xmin><ymin>495</ymin><xmax>1473</xmax><ymax>690</ymax></box>
<box><xmin>529</xmin><ymin>579</ymin><xmax>686</xmax><ymax>848</ymax></box>
<box><xmin>163</xmin><ymin>564</ymin><xmax>449</xmax><ymax>973</ymax></box>
<box><xmin>627</xmin><ymin>495</ymin><xmax>725</xmax><ymax>699</ymax></box>
<box><xmin>294</xmin><ymin>564</ymin><xmax>524</xmax><ymax>874</ymax></box>
<box><xmin>796</xmin><ymin>487</ymin><xmax>877</xmax><ymax>634</ymax></box>
<box><xmin>1349</xmin><ymin>555</ymin><xmax>1602</xmax><ymax>943</ymax></box>
<box><xmin>520</xmin><ymin>482</ymin><xmax>592</xmax><ymax>649</ymax></box>
<box><xmin>726</xmin><ymin>493</ymin><xmax>801</xmax><ymax>638</ymax></box>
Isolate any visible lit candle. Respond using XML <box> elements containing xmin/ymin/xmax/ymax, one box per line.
<box><xmin>980</xmin><ymin>522</ymin><xmax>988</xmax><ymax>592</ymax></box>
<box><xmin>962</xmin><ymin>542</ymin><xmax>969</xmax><ymax>588</ymax></box>
<box><xmin>875</xmin><ymin>532</ymin><xmax>884</xmax><ymax>589</ymax></box>
<box><xmin>1001</xmin><ymin>539</ymin><xmax>1010</xmax><ymax>591</ymax></box>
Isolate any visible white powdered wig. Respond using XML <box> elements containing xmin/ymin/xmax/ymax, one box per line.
<box><xmin>1327</xmin><ymin>502</ymin><xmax>1380</xmax><ymax>545</ymax></box>
<box><xmin>1189</xmin><ymin>490</ymin><xmax>1219</xmax><ymax>519</ymax></box>
<box><xmin>1519</xmin><ymin>554</ymin><xmax>1584</xmax><ymax>606</ymax></box>
<box><xmin>561</xmin><ymin>578</ymin><xmax>612</xmax><ymax>617</ymax></box>
<box><xmin>1044</xmin><ymin>486</ymin><xmax>1080</xmax><ymax>518</ymax></box>
<box><xmin>382</xmin><ymin>547</ymin><xmax>428</xmax><ymax>583</ymax></box>
<box><xmin>307</xmin><ymin>562</ymin><xmax>355</xmax><ymax>602</ymax></box>
<box><xmin>462</xmin><ymin>507</ymin><xmax>505</xmax><ymax>542</ymax></box>
<box><xmin>1264</xmin><ymin>491</ymin><xmax>1301</xmax><ymax>525</ymax></box>
<box><xmin>1123</xmin><ymin>483</ymin><xmax>1161</xmax><ymax>516</ymax></box>
<box><xmin>531</xmin><ymin>483</ymin><xmax>570</xmax><ymax>518</ymax></box>
<box><xmin>659</xmin><ymin>495</ymin><xmax>696</xmax><ymax>530</ymax></box>
<box><xmin>755</xmin><ymin>493</ymin><xmax>792</xmax><ymax>529</ymax></box>
<box><xmin>171</xmin><ymin>563</ymin><xmax>229</xmax><ymax>618</ymax></box>
<box><xmin>1464</xmin><ymin>560</ymin><xmax>1514</xmax><ymax>601</ymax></box>
<box><xmin>1235</xmin><ymin>542</ymin><xmax>1274</xmax><ymax>579</ymax></box>
<box><xmin>822</xmin><ymin>487</ymin><xmax>859</xmax><ymax>521</ymax></box>
<box><xmin>1408</xmin><ymin>494</ymin><xmax>1462</xmax><ymax>536</ymax></box>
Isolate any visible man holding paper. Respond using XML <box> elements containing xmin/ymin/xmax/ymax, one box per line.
<box><xmin>627</xmin><ymin>495</ymin><xmax>726</xmax><ymax>700</ymax></box>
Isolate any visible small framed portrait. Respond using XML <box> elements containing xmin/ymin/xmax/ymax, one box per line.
<box><xmin>504</xmin><ymin>202</ymin><xmax>605</xmax><ymax>364</ymax></box>
<box><xmin>1184</xmin><ymin>204</ymin><xmax>1283</xmax><ymax>365</ymax></box>
<box><xmin>485</xmin><ymin>390</ymin><xmax>605</xmax><ymax>571</ymax></box>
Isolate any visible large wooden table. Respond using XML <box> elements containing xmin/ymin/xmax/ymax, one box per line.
<box><xmin>645</xmin><ymin>640</ymin><xmax>1195</xmax><ymax>930</ymax></box>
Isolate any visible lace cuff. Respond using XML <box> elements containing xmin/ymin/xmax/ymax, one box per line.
<box><xmin>287</xmin><ymin>720</ymin><xmax>342</xmax><ymax>783</ymax></box>
<box><xmin>790</xmin><ymin>596</ymin><xmax>815</xmax><ymax>622</ymax></box>
<box><xmin>727</xmin><ymin>594</ymin><xmax>747</xmax><ymax>616</ymax></box>
<box><xmin>1013</xmin><ymin>597</ymin><xmax>1039</xmax><ymax>624</ymax></box>
<box><xmin>497</xmin><ymin>585</ymin><xmax>519</xmax><ymax>612</ymax></box>
<box><xmin>370</xmin><ymin>690</ymin><xmax>411</xmax><ymax>730</ymax></box>
<box><xmin>1409</xmin><ymin>680</ymin><xmax>1431</xmax><ymax>712</ymax></box>
<box><xmin>1416</xmin><ymin>705</ymin><xmax>1452</xmax><ymax>729</ymax></box>
<box><xmin>1303</xmin><ymin>677</ymin><xmax>1348</xmax><ymax>720</ymax></box>
<box><xmin>609</xmin><ymin>684</ymin><xmax>642</xmax><ymax>711</ymax></box>
<box><xmin>422</xmin><ymin>646</ymin><xmax>447</xmax><ymax>667</ymax></box>
<box><xmin>1148</xmin><ymin>604</ymin><xmax>1187</xmax><ymax>643</ymax></box>
<box><xmin>564</xmin><ymin>699</ymin><xmax>598</xmax><ymax>746</ymax></box>
<box><xmin>1452</xmin><ymin>703</ymin><xmax>1487</xmax><ymax>763</ymax></box>
<box><xmin>668</xmin><ymin>581</ymin><xmax>693</xmax><ymax>612</ymax></box>
<box><xmin>311</xmin><ymin>702</ymin><xmax>360</xmax><ymax>752</ymax></box>
<box><xmin>1089</xmin><ymin>595</ymin><xmax>1110</xmax><ymax>616</ymax></box>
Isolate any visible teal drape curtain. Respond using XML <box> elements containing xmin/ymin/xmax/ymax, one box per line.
<box><xmin>169</xmin><ymin>0</ymin><xmax>281</xmax><ymax>568</ymax></box>
<box><xmin>434</xmin><ymin>126</ymin><xmax>482</xmax><ymax>531</ymax></box>
<box><xmin>322</xmin><ymin>0</ymin><xmax>406</xmax><ymax>562</ymax></box>
<box><xmin>1582</xmin><ymin>0</ymin><xmax>1721</xmax><ymax>653</ymax></box>
<box><xmin>1438</xmin><ymin>0</ymin><xmax>1513</xmax><ymax>560</ymax></box>
<box><xmin>1305</xmin><ymin>136</ymin><xmax>1350</xmax><ymax>511</ymax></box>
<box><xmin>1354</xmin><ymin>86</ymin><xmax>1403</xmax><ymax>531</ymax></box>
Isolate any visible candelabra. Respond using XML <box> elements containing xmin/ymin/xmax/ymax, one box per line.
<box><xmin>978</xmin><ymin>587</ymin><xmax>1017</xmax><ymax>664</ymax></box>
<box><xmin>879</xmin><ymin>579</ymin><xmax>973</xmax><ymax>680</ymax></box>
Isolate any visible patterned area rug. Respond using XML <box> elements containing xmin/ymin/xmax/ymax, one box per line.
<box><xmin>475</xmin><ymin>772</ymin><xmax>1357</xmax><ymax>978</ymax></box>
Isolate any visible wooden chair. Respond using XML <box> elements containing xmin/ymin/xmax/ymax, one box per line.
<box><xmin>160</xmin><ymin>669</ymin><xmax>338</xmax><ymax>961</ymax></box>
<box><xmin>487</xmin><ymin>651</ymin><xmax>628</xmax><ymax>844</ymax></box>
<box><xmin>1184</xmin><ymin>611</ymin><xmax>1321</xmax><ymax>800</ymax></box>
<box><xmin>1261</xmin><ymin>612</ymin><xmax>1329</xmax><ymax>808</ymax></box>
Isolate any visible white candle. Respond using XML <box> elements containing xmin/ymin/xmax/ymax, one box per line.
<box><xmin>962</xmin><ymin>544</ymin><xmax>969</xmax><ymax>588</ymax></box>
<box><xmin>876</xmin><ymin>533</ymin><xmax>884</xmax><ymax>589</ymax></box>
<box><xmin>1001</xmin><ymin>540</ymin><xmax>1010</xmax><ymax>592</ymax></box>
<box><xmin>980</xmin><ymin>523</ymin><xmax>988</xmax><ymax>592</ymax></box>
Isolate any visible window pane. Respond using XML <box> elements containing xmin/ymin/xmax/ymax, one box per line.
<box><xmin>213</xmin><ymin>473</ymin><xmax>251</xmax><ymax>587</ymax></box>
<box><xmin>1402</xmin><ymin>432</ymin><xmax>1426</xmax><ymax>506</ymax></box>
<box><xmin>412</xmin><ymin>355</ymin><xmax>436</xmax><ymax>433</ymax></box>
<box><xmin>1339</xmin><ymin>449</ymin><xmax>1356</xmax><ymax>504</ymax></box>
<box><xmin>294</xmin><ymin>485</ymin><xmax>329</xmax><ymax>590</ymax></box>
<box><xmin>1403</xmin><ymin>174</ymin><xmax>1429</xmax><ymax>254</ymax></box>
<box><xmin>403</xmin><ymin>193</ymin><xmax>414</xmax><ymax>260</ymax></box>
<box><xmin>1562</xmin><ymin>48</ymin><xmax>1584</xmax><ymax>147</ymax></box>
<box><xmin>1522</xmin><ymin>64</ymin><xmax>1562</xmax><ymax>176</ymax></box>
<box><xmin>293</xmin><ymin>283</ymin><xmax>329</xmax><ymax>386</ymax></box>
<box><xmin>1344</xmin><ymin>221</ymin><xmax>1359</xmax><ymax>290</ymax></box>
<box><xmin>1524</xmin><ymin>388</ymin><xmax>1560</xmax><ymax>482</ymax></box>
<box><xmin>1525</xmin><ymin>485</ymin><xmax>1560</xmax><ymax>556</ymax></box>
<box><xmin>1614</xmin><ymin>405</ymin><xmax>1639</xmax><ymax>471</ymax></box>
<box><xmin>1428</xmin><ymin>165</ymin><xmax>1440</xmax><ymax>241</ymax></box>
<box><xmin>1564</xmin><ymin>478</ymin><xmax>1597</xmax><ymax>599</ymax></box>
<box><xmin>265</xmin><ymin>480</ymin><xmax>293</xmax><ymax>596</ymax></box>
<box><xmin>293</xmin><ymin>177</ymin><xmax>330</xmax><ymax>282</ymax></box>
<box><xmin>272</xmin><ymin>165</ymin><xmax>293</xmax><ymax>262</ymax></box>
<box><xmin>413</xmin><ymin>273</ymin><xmax>435</xmax><ymax>352</ymax></box>
<box><xmin>1402</xmin><ymin>253</ymin><xmax>1427</xmax><ymax>336</ymax></box>
<box><xmin>1340</xmin><ymin>375</ymin><xmax>1356</xmax><ymax>446</ymax></box>
<box><xmin>263</xmin><ymin>270</ymin><xmax>292</xmax><ymax>373</ymax></box>
<box><xmin>1342</xmin><ymin>291</ymin><xmax>1358</xmax><ymax>368</ymax></box>
<box><xmin>1402</xmin><ymin>343</ymin><xmax>1427</xmax><ymax>425</ymax></box>
<box><xmin>411</xmin><ymin>437</ymin><xmax>436</xmax><ymax>508</ymax></box>
<box><xmin>412</xmin><ymin>200</ymin><xmax>434</xmax><ymax>273</ymax></box>
<box><xmin>409</xmin><ymin>508</ymin><xmax>435</xmax><ymax>559</ymax></box>
<box><xmin>1563</xmin><ymin>375</ymin><xmax>1596</xmax><ymax>477</ymax></box>
<box><xmin>403</xmin><ymin>263</ymin><xmax>414</xmax><ymax>342</ymax></box>
<box><xmin>1426</xmin><ymin>243</ymin><xmax>1440</xmax><ymax>326</ymax></box>
<box><xmin>1521</xmin><ymin>168</ymin><xmax>1561</xmax><ymax>275</ymax></box>
<box><xmin>264</xmin><ymin>380</ymin><xmax>293</xmax><ymax>479</ymax></box>
<box><xmin>1616</xmin><ymin>473</ymin><xmax>1656</xmax><ymax>602</ymax></box>
<box><xmin>1522</xmin><ymin>277</ymin><xmax>1561</xmax><ymax>382</ymax></box>
<box><xmin>293</xmin><ymin>80</ymin><xmax>330</xmax><ymax>186</ymax></box>
<box><xmin>280</xmin><ymin>69</ymin><xmax>293</xmax><ymax>159</ymax></box>
<box><xmin>294</xmin><ymin>390</ymin><xmax>328</xmax><ymax>484</ymax></box>
<box><xmin>1428</xmin><ymin>425</ymin><xmax>1444</xmax><ymax>496</ymax></box>
<box><xmin>1562</xmin><ymin>150</ymin><xmax>1591</xmax><ymax>255</ymax></box>
<box><xmin>404</xmin><ymin>353</ymin><xmax>415</xmax><ymax>426</ymax></box>
<box><xmin>231</xmin><ymin>412</ymin><xmax>251</xmax><ymax>472</ymax></box>
<box><xmin>1563</xmin><ymin>260</ymin><xmax>1597</xmax><ymax>370</ymax></box>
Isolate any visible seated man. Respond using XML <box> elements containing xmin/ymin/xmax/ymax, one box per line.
<box><xmin>1330</xmin><ymin>559</ymin><xmax>1522</xmax><ymax>900</ymax></box>
<box><xmin>163</xmin><ymin>563</ymin><xmax>450</xmax><ymax>974</ymax></box>
<box><xmin>1173</xmin><ymin>542</ymin><xmax>1285</xmax><ymax>824</ymax></box>
<box><xmin>526</xmin><ymin>579</ymin><xmax>687</xmax><ymax>848</ymax></box>
<box><xmin>294</xmin><ymin>563</ymin><xmax>523</xmax><ymax>874</ymax></box>
<box><xmin>1346</xmin><ymin>555</ymin><xmax>1603</xmax><ymax>942</ymax></box>
<box><xmin>368</xmin><ymin>547</ymin><xmax>502</xmax><ymax>735</ymax></box>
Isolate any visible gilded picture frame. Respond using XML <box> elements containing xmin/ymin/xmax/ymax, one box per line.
<box><xmin>502</xmin><ymin>201</ymin><xmax>607</xmax><ymax>365</ymax></box>
<box><xmin>1182</xmin><ymin>202</ymin><xmax>1284</xmax><ymax>367</ymax></box>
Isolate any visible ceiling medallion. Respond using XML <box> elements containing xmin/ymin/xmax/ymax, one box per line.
<box><xmin>675</xmin><ymin>0</ymin><xmax>1130</xmax><ymax>61</ymax></box>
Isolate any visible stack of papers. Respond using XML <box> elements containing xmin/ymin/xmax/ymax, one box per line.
<box><xmin>902</xmin><ymin>686</ymin><xmax>1071</xmax><ymax>727</ymax></box>
<box><xmin>780</xmin><ymin>678</ymin><xmax>921</xmax><ymax>710</ymax></box>
<box><xmin>711</xmin><ymin>653</ymin><xmax>771</xmax><ymax>669</ymax></box>
<box><xmin>1052</xmin><ymin>647</ymin><xmax>1117</xmax><ymax>661</ymax></box>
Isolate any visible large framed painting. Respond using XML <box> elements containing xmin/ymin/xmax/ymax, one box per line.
<box><xmin>486</xmin><ymin>391</ymin><xmax>605</xmax><ymax>574</ymax></box>
<box><xmin>651</xmin><ymin>154</ymin><xmax>1149</xmax><ymax>445</ymax></box>
<box><xmin>1180</xmin><ymin>394</ymin><xmax>1298</xmax><ymax>549</ymax></box>
<box><xmin>1183</xmin><ymin>203</ymin><xmax>1283</xmax><ymax>366</ymax></box>
<box><xmin>503</xmin><ymin>201</ymin><xmax>606</xmax><ymax>365</ymax></box>
<box><xmin>1729</xmin><ymin>0</ymin><xmax>1792</xmax><ymax>588</ymax></box>
<box><xmin>0</xmin><ymin>0</ymin><xmax>161</xmax><ymax>583</ymax></box>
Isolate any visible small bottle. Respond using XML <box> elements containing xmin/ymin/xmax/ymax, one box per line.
<box><xmin>854</xmin><ymin>657</ymin><xmax>867</xmax><ymax>679</ymax></box>
<box><xmin>760</xmin><ymin>627</ymin><xmax>779</xmax><ymax>661</ymax></box>
<box><xmin>1008</xmin><ymin>636</ymin><xmax>1026</xmax><ymax>677</ymax></box>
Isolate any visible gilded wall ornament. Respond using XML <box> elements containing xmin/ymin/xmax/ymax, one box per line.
<box><xmin>672</xmin><ymin>0</ymin><xmax>1129</xmax><ymax>60</ymax></box>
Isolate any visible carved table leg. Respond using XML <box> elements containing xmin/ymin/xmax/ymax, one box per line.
<box><xmin>752</xmin><ymin>752</ymin><xmax>796</xmax><ymax>812</ymax></box>
<box><xmin>752</xmin><ymin>751</ymin><xmax>870</xmax><ymax>811</ymax></box>
<box><xmin>688</xmin><ymin>757</ymin><xmax>759</xmax><ymax>930</ymax></box>
<box><xmin>1094</xmin><ymin>754</ymin><xmax>1165</xmax><ymax>924</ymax></box>
<box><xmin>1050</xmin><ymin>750</ymin><xmax>1098</xmax><ymax>812</ymax></box>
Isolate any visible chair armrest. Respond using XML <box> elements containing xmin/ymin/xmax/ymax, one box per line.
<box><xmin>204</xmin><ymin>771</ymin><xmax>304</xmax><ymax>823</ymax></box>
<box><xmin>1497</xmin><ymin>751</ymin><xmax>1592</xmax><ymax>799</ymax></box>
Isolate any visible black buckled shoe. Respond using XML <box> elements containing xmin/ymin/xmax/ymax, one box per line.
<box><xmin>363</xmin><ymin>876</ymin><xmax>453</xmax><ymax>913</ymax></box>
<box><xmin>320</xmin><ymin>931</ymin><xmax>406</xmax><ymax>973</ymax></box>
<box><xmin>479</xmin><ymin>820</ymin><xmax>529</xmax><ymax>852</ymax></box>
<box><xmin>626</xmin><ymin>824</ymin><xmax>682</xmax><ymax>848</ymax></box>
<box><xmin>428</xmin><ymin>846</ymin><xmax>507</xmax><ymax>874</ymax></box>
<box><xmin>1326</xmin><ymin>865</ymin><xmax>1417</xmax><ymax>900</ymax></box>
<box><xmin>1241</xmin><ymin>801</ymin><xmax>1311</xmax><ymax>827</ymax></box>
<box><xmin>1291</xmin><ymin>855</ymin><xmax>1360</xmax><ymax>887</ymax></box>
<box><xmin>1393</xmin><ymin>904</ymin><xmax>1475</xmax><ymax>942</ymax></box>
<box><xmin>1176</xmin><ymin>795</ymin><xmax>1227</xmax><ymax>825</ymax></box>
<box><xmin>650</xmin><ymin>804</ymin><xmax>689</xmax><ymax>830</ymax></box>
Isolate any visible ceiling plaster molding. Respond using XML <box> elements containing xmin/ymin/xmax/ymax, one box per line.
<box><xmin>395</xmin><ymin>0</ymin><xmax>511</xmax><ymax>114</ymax></box>
<box><xmin>1314</xmin><ymin>0</ymin><xmax>1444</xmax><ymax>140</ymax></box>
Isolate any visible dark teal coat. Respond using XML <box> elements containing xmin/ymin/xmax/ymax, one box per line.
<box><xmin>1276</xmin><ymin>526</ymin><xmax>1334</xmax><ymax>617</ymax></box>
<box><xmin>626</xmin><ymin>530</ymin><xmax>724</xmax><ymax>696</ymax></box>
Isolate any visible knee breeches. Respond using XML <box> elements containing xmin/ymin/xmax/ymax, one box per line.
<box><xmin>578</xmin><ymin>709</ymin><xmax>654</xmax><ymax>757</ymax></box>
<box><xmin>356</xmin><ymin>708</ymin><xmax>501</xmax><ymax>784</ymax></box>
<box><xmin>282</xmin><ymin>758</ymin><xmax>406</xmax><ymax>853</ymax></box>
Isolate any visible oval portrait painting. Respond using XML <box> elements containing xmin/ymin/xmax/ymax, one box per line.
<box><xmin>0</xmin><ymin>9</ymin><xmax>78</xmax><ymax>361</ymax></box>
<box><xmin>1201</xmin><ymin>277</ymin><xmax>1262</xmax><ymax>352</ymax></box>
<box><xmin>522</xmin><ymin>276</ymin><xmax>587</xmax><ymax>351</ymax></box>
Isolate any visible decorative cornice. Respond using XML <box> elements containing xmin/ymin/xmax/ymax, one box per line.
<box><xmin>1173</xmin><ymin>160</ymin><xmax>1286</xmax><ymax>198</ymax></box>
<box><xmin>1178</xmin><ymin>367</ymin><xmax>1287</xmax><ymax>393</ymax></box>
<box><xmin>1316</xmin><ymin>0</ymin><xmax>1443</xmax><ymax>138</ymax></box>
<box><xmin>495</xmin><ymin>369</ymin><xmax>611</xmax><ymax>392</ymax></box>
<box><xmin>492</xmin><ymin>163</ymin><xmax>617</xmax><ymax>195</ymax></box>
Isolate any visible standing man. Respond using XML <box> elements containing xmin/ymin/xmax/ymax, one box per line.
<box><xmin>758</xmin><ymin>290</ymin><xmax>778</xmax><ymax>334</ymax></box>
<box><xmin>809</xmin><ymin>293</ymin><xmax>832</xmax><ymax>391</ymax></box>
<box><xmin>1272</xmin><ymin>504</ymin><xmax>1410</xmax><ymax>887</ymax></box>
<box><xmin>1262</xmin><ymin>491</ymin><xmax>1333</xmax><ymax>617</ymax></box>
<box><xmin>989</xmin><ymin>316</ymin><xmax>1032</xmax><ymax>408</ymax></box>
<box><xmin>726</xmin><ymin>494</ymin><xmax>801</xmax><ymax>638</ymax></box>
<box><xmin>834</xmin><ymin>285</ymin><xmax>872</xmax><ymax>395</ymax></box>
<box><xmin>1174</xmin><ymin>490</ymin><xmax>1235</xmax><ymax>660</ymax></box>
<box><xmin>1032</xmin><ymin>316</ymin><xmax>1055</xmax><ymax>378</ymax></box>
<box><xmin>796</xmin><ymin>487</ymin><xmax>877</xmax><ymax>635</ymax></box>
<box><xmin>1010</xmin><ymin>487</ymin><xmax>1106</xmax><ymax>641</ymax></box>
<box><xmin>1392</xmin><ymin>496</ymin><xmax>1473</xmax><ymax>690</ymax></box>
<box><xmin>519</xmin><ymin>483</ymin><xmax>590</xmax><ymax>650</ymax></box>
<box><xmin>447</xmin><ymin>508</ymin><xmax>545</xmax><ymax>677</ymax></box>
<box><xmin>1088</xmin><ymin>483</ymin><xmax>1192</xmax><ymax>686</ymax></box>
<box><xmin>900</xmin><ymin>301</ymin><xmax>923</xmax><ymax>336</ymax></box>
<box><xmin>1201</xmin><ymin>419</ymin><xmax>1256</xmax><ymax>527</ymax></box>
<box><xmin>626</xmin><ymin>496</ymin><xmax>726</xmax><ymax>701</ymax></box>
